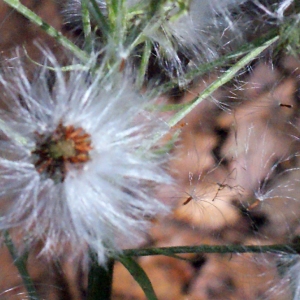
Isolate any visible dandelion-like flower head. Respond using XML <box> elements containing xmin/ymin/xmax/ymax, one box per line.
<box><xmin>0</xmin><ymin>56</ymin><xmax>170</xmax><ymax>265</ymax></box>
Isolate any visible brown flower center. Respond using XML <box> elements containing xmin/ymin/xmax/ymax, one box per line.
<box><xmin>32</xmin><ymin>123</ymin><xmax>92</xmax><ymax>182</ymax></box>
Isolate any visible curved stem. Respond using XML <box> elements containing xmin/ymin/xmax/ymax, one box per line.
<box><xmin>81</xmin><ymin>0</ymin><xmax>92</xmax><ymax>52</ymax></box>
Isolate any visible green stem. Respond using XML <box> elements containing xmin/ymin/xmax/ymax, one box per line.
<box><xmin>149</xmin><ymin>35</ymin><xmax>279</xmax><ymax>147</ymax></box>
<box><xmin>123</xmin><ymin>243</ymin><xmax>300</xmax><ymax>257</ymax></box>
<box><xmin>89</xmin><ymin>0</ymin><xmax>110</xmax><ymax>39</ymax></box>
<box><xmin>137</xmin><ymin>40</ymin><xmax>152</xmax><ymax>88</ymax></box>
<box><xmin>81</xmin><ymin>0</ymin><xmax>92</xmax><ymax>52</ymax></box>
<box><xmin>4</xmin><ymin>231</ymin><xmax>40</xmax><ymax>300</ymax></box>
<box><xmin>3</xmin><ymin>0</ymin><xmax>89</xmax><ymax>62</ymax></box>
<box><xmin>155</xmin><ymin>28</ymin><xmax>280</xmax><ymax>98</ymax></box>
<box><xmin>167</xmin><ymin>35</ymin><xmax>279</xmax><ymax>129</ymax></box>
<box><xmin>87</xmin><ymin>255</ymin><xmax>114</xmax><ymax>300</ymax></box>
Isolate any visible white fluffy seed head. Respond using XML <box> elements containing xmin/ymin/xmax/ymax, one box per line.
<box><xmin>0</xmin><ymin>54</ymin><xmax>171</xmax><ymax>266</ymax></box>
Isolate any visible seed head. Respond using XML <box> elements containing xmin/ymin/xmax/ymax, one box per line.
<box><xmin>0</xmin><ymin>55</ymin><xmax>170</xmax><ymax>265</ymax></box>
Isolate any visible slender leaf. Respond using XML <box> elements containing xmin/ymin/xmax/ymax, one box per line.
<box><xmin>137</xmin><ymin>40</ymin><xmax>152</xmax><ymax>88</ymax></box>
<box><xmin>148</xmin><ymin>35</ymin><xmax>279</xmax><ymax>147</ymax></box>
<box><xmin>81</xmin><ymin>0</ymin><xmax>92</xmax><ymax>51</ymax></box>
<box><xmin>167</xmin><ymin>35</ymin><xmax>279</xmax><ymax>128</ymax></box>
<box><xmin>118</xmin><ymin>256</ymin><xmax>158</xmax><ymax>300</ymax></box>
<box><xmin>89</xmin><ymin>0</ymin><xmax>110</xmax><ymax>38</ymax></box>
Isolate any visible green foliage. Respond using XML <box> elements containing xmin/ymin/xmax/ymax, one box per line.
<box><xmin>118</xmin><ymin>256</ymin><xmax>158</xmax><ymax>300</ymax></box>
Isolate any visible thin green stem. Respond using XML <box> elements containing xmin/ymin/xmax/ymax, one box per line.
<box><xmin>167</xmin><ymin>35</ymin><xmax>279</xmax><ymax>129</ymax></box>
<box><xmin>89</xmin><ymin>0</ymin><xmax>110</xmax><ymax>39</ymax></box>
<box><xmin>157</xmin><ymin>29</ymin><xmax>280</xmax><ymax>107</ymax></box>
<box><xmin>149</xmin><ymin>35</ymin><xmax>279</xmax><ymax>147</ymax></box>
<box><xmin>81</xmin><ymin>0</ymin><xmax>92</xmax><ymax>52</ymax></box>
<box><xmin>137</xmin><ymin>40</ymin><xmax>152</xmax><ymax>88</ymax></box>
<box><xmin>4</xmin><ymin>231</ymin><xmax>40</xmax><ymax>300</ymax></box>
<box><xmin>3</xmin><ymin>0</ymin><xmax>89</xmax><ymax>62</ymax></box>
<box><xmin>87</xmin><ymin>255</ymin><xmax>114</xmax><ymax>300</ymax></box>
<box><xmin>22</xmin><ymin>46</ymin><xmax>89</xmax><ymax>71</ymax></box>
<box><xmin>123</xmin><ymin>244</ymin><xmax>300</xmax><ymax>257</ymax></box>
